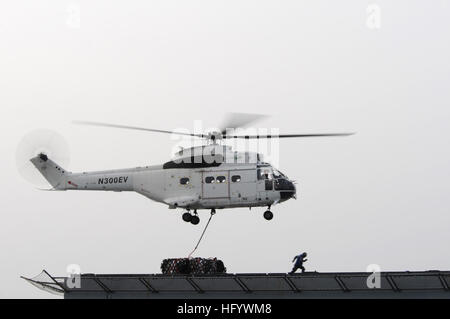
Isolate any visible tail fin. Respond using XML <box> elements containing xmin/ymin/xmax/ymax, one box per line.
<box><xmin>30</xmin><ymin>153</ymin><xmax>68</xmax><ymax>190</ymax></box>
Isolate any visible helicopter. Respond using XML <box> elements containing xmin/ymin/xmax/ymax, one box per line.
<box><xmin>28</xmin><ymin>115</ymin><xmax>353</xmax><ymax>225</ymax></box>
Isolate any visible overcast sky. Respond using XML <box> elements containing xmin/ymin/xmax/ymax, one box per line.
<box><xmin>1</xmin><ymin>1</ymin><xmax>449</xmax><ymax>298</ymax></box>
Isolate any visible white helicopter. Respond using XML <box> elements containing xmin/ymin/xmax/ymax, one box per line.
<box><xmin>27</xmin><ymin>115</ymin><xmax>353</xmax><ymax>225</ymax></box>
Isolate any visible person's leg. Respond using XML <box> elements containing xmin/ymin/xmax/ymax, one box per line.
<box><xmin>300</xmin><ymin>265</ymin><xmax>305</xmax><ymax>273</ymax></box>
<box><xmin>290</xmin><ymin>266</ymin><xmax>298</xmax><ymax>274</ymax></box>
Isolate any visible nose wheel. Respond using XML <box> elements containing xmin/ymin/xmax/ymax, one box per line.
<box><xmin>182</xmin><ymin>210</ymin><xmax>200</xmax><ymax>225</ymax></box>
<box><xmin>263</xmin><ymin>210</ymin><xmax>273</xmax><ymax>221</ymax></box>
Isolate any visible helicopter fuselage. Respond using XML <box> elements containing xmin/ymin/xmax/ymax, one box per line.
<box><xmin>30</xmin><ymin>153</ymin><xmax>296</xmax><ymax>212</ymax></box>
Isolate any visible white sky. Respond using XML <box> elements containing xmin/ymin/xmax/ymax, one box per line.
<box><xmin>1</xmin><ymin>1</ymin><xmax>449</xmax><ymax>298</ymax></box>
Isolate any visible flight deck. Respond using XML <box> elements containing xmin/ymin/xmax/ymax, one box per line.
<box><xmin>23</xmin><ymin>270</ymin><xmax>450</xmax><ymax>299</ymax></box>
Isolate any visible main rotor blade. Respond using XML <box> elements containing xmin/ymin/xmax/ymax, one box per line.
<box><xmin>73</xmin><ymin>121</ymin><xmax>205</xmax><ymax>138</ymax></box>
<box><xmin>223</xmin><ymin>133</ymin><xmax>355</xmax><ymax>139</ymax></box>
<box><xmin>220</xmin><ymin>112</ymin><xmax>269</xmax><ymax>135</ymax></box>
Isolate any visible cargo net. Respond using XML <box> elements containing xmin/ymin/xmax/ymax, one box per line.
<box><xmin>161</xmin><ymin>258</ymin><xmax>226</xmax><ymax>275</ymax></box>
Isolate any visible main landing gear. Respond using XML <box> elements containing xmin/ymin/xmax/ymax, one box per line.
<box><xmin>182</xmin><ymin>209</ymin><xmax>216</xmax><ymax>225</ymax></box>
<box><xmin>263</xmin><ymin>206</ymin><xmax>273</xmax><ymax>221</ymax></box>
<box><xmin>182</xmin><ymin>210</ymin><xmax>200</xmax><ymax>225</ymax></box>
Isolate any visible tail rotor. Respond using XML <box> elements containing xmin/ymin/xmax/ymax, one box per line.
<box><xmin>16</xmin><ymin>129</ymin><xmax>70</xmax><ymax>189</ymax></box>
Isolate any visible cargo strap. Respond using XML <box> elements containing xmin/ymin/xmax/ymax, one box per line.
<box><xmin>188</xmin><ymin>210</ymin><xmax>216</xmax><ymax>258</ymax></box>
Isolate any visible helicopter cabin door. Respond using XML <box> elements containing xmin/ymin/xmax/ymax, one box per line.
<box><xmin>229</xmin><ymin>169</ymin><xmax>257</xmax><ymax>204</ymax></box>
<box><xmin>202</xmin><ymin>171</ymin><xmax>230</xmax><ymax>199</ymax></box>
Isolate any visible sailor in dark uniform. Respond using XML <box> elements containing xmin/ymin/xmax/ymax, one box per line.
<box><xmin>290</xmin><ymin>252</ymin><xmax>308</xmax><ymax>274</ymax></box>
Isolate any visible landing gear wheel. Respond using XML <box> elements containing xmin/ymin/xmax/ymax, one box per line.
<box><xmin>182</xmin><ymin>212</ymin><xmax>192</xmax><ymax>222</ymax></box>
<box><xmin>190</xmin><ymin>215</ymin><xmax>200</xmax><ymax>225</ymax></box>
<box><xmin>263</xmin><ymin>210</ymin><xmax>273</xmax><ymax>221</ymax></box>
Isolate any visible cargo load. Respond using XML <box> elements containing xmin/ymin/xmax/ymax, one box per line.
<box><xmin>161</xmin><ymin>258</ymin><xmax>226</xmax><ymax>275</ymax></box>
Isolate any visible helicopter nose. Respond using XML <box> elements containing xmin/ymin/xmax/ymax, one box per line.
<box><xmin>278</xmin><ymin>179</ymin><xmax>296</xmax><ymax>201</ymax></box>
<box><xmin>289</xmin><ymin>180</ymin><xmax>297</xmax><ymax>199</ymax></box>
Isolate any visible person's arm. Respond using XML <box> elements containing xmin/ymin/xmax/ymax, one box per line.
<box><xmin>292</xmin><ymin>256</ymin><xmax>298</xmax><ymax>263</ymax></box>
<box><xmin>303</xmin><ymin>258</ymin><xmax>308</xmax><ymax>262</ymax></box>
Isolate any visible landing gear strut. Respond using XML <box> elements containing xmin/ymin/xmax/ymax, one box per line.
<box><xmin>263</xmin><ymin>208</ymin><xmax>273</xmax><ymax>221</ymax></box>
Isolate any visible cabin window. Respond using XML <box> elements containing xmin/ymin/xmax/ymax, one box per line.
<box><xmin>217</xmin><ymin>176</ymin><xmax>226</xmax><ymax>183</ymax></box>
<box><xmin>231</xmin><ymin>175</ymin><xmax>241</xmax><ymax>182</ymax></box>
<box><xmin>205</xmin><ymin>176</ymin><xmax>215</xmax><ymax>184</ymax></box>
<box><xmin>180</xmin><ymin>177</ymin><xmax>190</xmax><ymax>185</ymax></box>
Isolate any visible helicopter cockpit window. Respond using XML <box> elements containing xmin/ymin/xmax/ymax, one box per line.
<box><xmin>205</xmin><ymin>176</ymin><xmax>215</xmax><ymax>184</ymax></box>
<box><xmin>272</xmin><ymin>169</ymin><xmax>285</xmax><ymax>179</ymax></box>
<box><xmin>180</xmin><ymin>177</ymin><xmax>190</xmax><ymax>185</ymax></box>
<box><xmin>258</xmin><ymin>168</ymin><xmax>272</xmax><ymax>180</ymax></box>
<box><xmin>217</xmin><ymin>176</ymin><xmax>226</xmax><ymax>183</ymax></box>
<box><xmin>231</xmin><ymin>175</ymin><xmax>241</xmax><ymax>182</ymax></box>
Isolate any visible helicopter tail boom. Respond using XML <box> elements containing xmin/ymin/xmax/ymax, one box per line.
<box><xmin>30</xmin><ymin>153</ymin><xmax>137</xmax><ymax>192</ymax></box>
